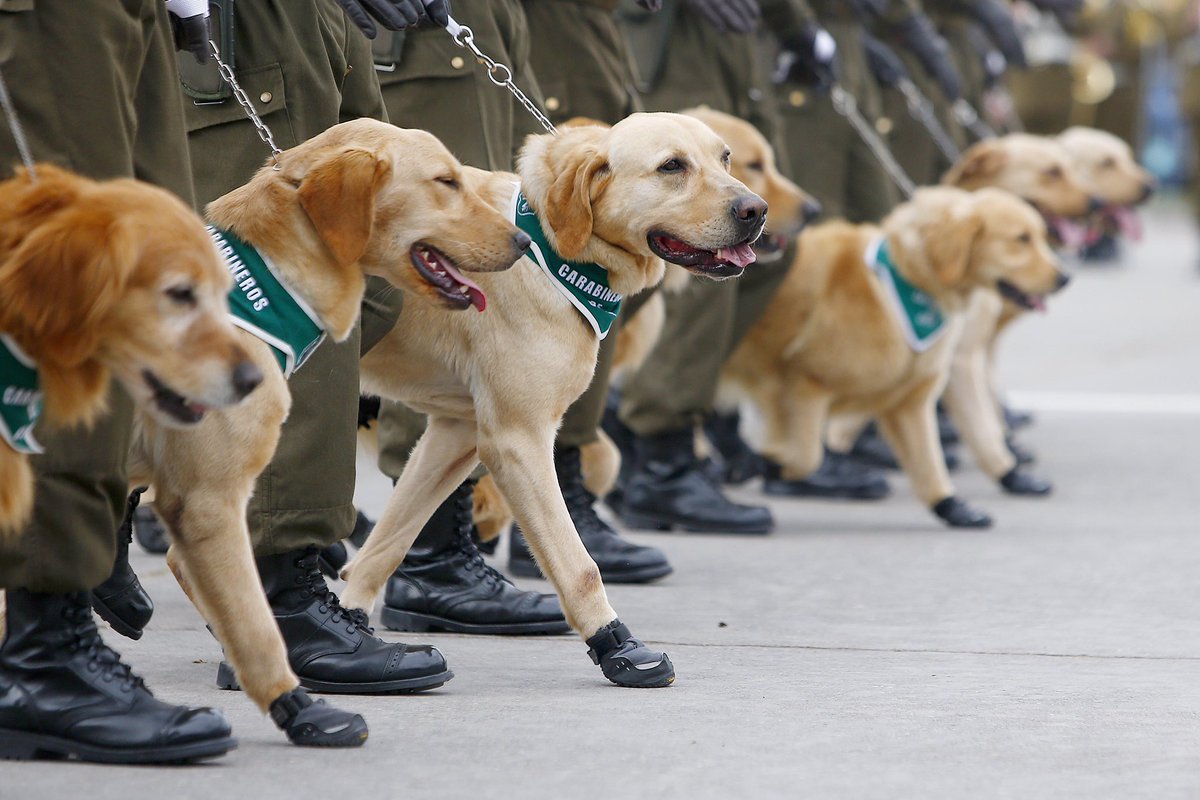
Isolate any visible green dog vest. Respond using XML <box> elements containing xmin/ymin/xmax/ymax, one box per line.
<box><xmin>510</xmin><ymin>185</ymin><xmax>622</xmax><ymax>339</ymax></box>
<box><xmin>0</xmin><ymin>334</ymin><xmax>43</xmax><ymax>455</ymax></box>
<box><xmin>866</xmin><ymin>236</ymin><xmax>946</xmax><ymax>352</ymax></box>
<box><xmin>208</xmin><ymin>226</ymin><xmax>326</xmax><ymax>378</ymax></box>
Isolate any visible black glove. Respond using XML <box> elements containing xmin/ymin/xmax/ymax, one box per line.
<box><xmin>1026</xmin><ymin>0</ymin><xmax>1083</xmax><ymax>28</ymax></box>
<box><xmin>890</xmin><ymin>11</ymin><xmax>962</xmax><ymax>101</ymax></box>
<box><xmin>776</xmin><ymin>21</ymin><xmax>838</xmax><ymax>91</ymax></box>
<box><xmin>861</xmin><ymin>31</ymin><xmax>910</xmax><ymax>90</ymax></box>
<box><xmin>965</xmin><ymin>0</ymin><xmax>1027</xmax><ymax>69</ymax></box>
<box><xmin>681</xmin><ymin>0</ymin><xmax>760</xmax><ymax>34</ymax></box>
<box><xmin>165</xmin><ymin>0</ymin><xmax>210</xmax><ymax>64</ymax></box>
<box><xmin>335</xmin><ymin>0</ymin><xmax>450</xmax><ymax>39</ymax></box>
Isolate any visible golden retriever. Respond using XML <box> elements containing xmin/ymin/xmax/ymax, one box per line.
<box><xmin>340</xmin><ymin>112</ymin><xmax>770</xmax><ymax>688</ymax></box>
<box><xmin>127</xmin><ymin>119</ymin><xmax>528</xmax><ymax>729</ymax></box>
<box><xmin>725</xmin><ymin>187</ymin><xmax>1067</xmax><ymax>528</ymax></box>
<box><xmin>0</xmin><ymin>165</ymin><xmax>257</xmax><ymax>534</ymax></box>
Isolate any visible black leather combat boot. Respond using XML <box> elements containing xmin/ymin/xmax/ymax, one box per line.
<box><xmin>620</xmin><ymin>428</ymin><xmax>774</xmax><ymax>534</ymax></box>
<box><xmin>91</xmin><ymin>490</ymin><xmax>154</xmax><ymax>640</ymax></box>
<box><xmin>509</xmin><ymin>447</ymin><xmax>672</xmax><ymax>584</ymax></box>
<box><xmin>702</xmin><ymin>410</ymin><xmax>764</xmax><ymax>485</ymax></box>
<box><xmin>215</xmin><ymin>546</ymin><xmax>452</xmax><ymax>694</ymax></box>
<box><xmin>132</xmin><ymin>502</ymin><xmax>169</xmax><ymax>555</ymax></box>
<box><xmin>0</xmin><ymin>590</ymin><xmax>235</xmax><ymax>764</ymax></box>
<box><xmin>382</xmin><ymin>481</ymin><xmax>570</xmax><ymax>635</ymax></box>
<box><xmin>761</xmin><ymin>450</ymin><xmax>891</xmax><ymax>500</ymax></box>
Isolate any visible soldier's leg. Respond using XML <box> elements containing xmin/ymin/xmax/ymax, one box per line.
<box><xmin>0</xmin><ymin>0</ymin><xmax>237</xmax><ymax>765</ymax></box>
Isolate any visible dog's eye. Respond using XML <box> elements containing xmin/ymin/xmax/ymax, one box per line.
<box><xmin>746</xmin><ymin>161</ymin><xmax>765</xmax><ymax>172</ymax></box>
<box><xmin>1016</xmin><ymin>232</ymin><xmax>1032</xmax><ymax>244</ymax></box>
<box><xmin>165</xmin><ymin>285</ymin><xmax>197</xmax><ymax>306</ymax></box>
<box><xmin>658</xmin><ymin>158</ymin><xmax>686</xmax><ymax>174</ymax></box>
<box><xmin>1043</xmin><ymin>165</ymin><xmax>1064</xmax><ymax>180</ymax></box>
<box><xmin>435</xmin><ymin>176</ymin><xmax>460</xmax><ymax>190</ymax></box>
<box><xmin>1100</xmin><ymin>157</ymin><xmax>1116</xmax><ymax>169</ymax></box>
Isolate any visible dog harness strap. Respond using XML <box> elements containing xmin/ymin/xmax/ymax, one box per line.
<box><xmin>865</xmin><ymin>236</ymin><xmax>946</xmax><ymax>352</ymax></box>
<box><xmin>510</xmin><ymin>185</ymin><xmax>622</xmax><ymax>339</ymax></box>
<box><xmin>207</xmin><ymin>226</ymin><xmax>326</xmax><ymax>378</ymax></box>
<box><xmin>0</xmin><ymin>334</ymin><xmax>43</xmax><ymax>455</ymax></box>
<box><xmin>585</xmin><ymin>619</ymin><xmax>633</xmax><ymax>664</ymax></box>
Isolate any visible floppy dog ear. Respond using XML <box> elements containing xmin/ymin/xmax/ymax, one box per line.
<box><xmin>298</xmin><ymin>147</ymin><xmax>392</xmax><ymax>267</ymax></box>
<box><xmin>943</xmin><ymin>141</ymin><xmax>1007</xmax><ymax>188</ymax></box>
<box><xmin>544</xmin><ymin>145</ymin><xmax>611</xmax><ymax>260</ymax></box>
<box><xmin>927</xmin><ymin>210</ymin><xmax>984</xmax><ymax>287</ymax></box>
<box><xmin>0</xmin><ymin>207</ymin><xmax>134</xmax><ymax>369</ymax></box>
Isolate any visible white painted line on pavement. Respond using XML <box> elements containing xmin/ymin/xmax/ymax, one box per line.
<box><xmin>1007</xmin><ymin>390</ymin><xmax>1200</xmax><ymax>415</ymax></box>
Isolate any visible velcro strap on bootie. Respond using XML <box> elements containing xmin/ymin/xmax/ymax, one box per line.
<box><xmin>585</xmin><ymin>619</ymin><xmax>632</xmax><ymax>665</ymax></box>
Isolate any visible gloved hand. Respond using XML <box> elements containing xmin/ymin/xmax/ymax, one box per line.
<box><xmin>681</xmin><ymin>0</ymin><xmax>760</xmax><ymax>34</ymax></box>
<box><xmin>164</xmin><ymin>0</ymin><xmax>210</xmax><ymax>64</ymax></box>
<box><xmin>776</xmin><ymin>21</ymin><xmax>838</xmax><ymax>91</ymax></box>
<box><xmin>890</xmin><ymin>11</ymin><xmax>962</xmax><ymax>101</ymax></box>
<box><xmin>861</xmin><ymin>30</ymin><xmax>910</xmax><ymax>90</ymax></box>
<box><xmin>965</xmin><ymin>0</ymin><xmax>1027</xmax><ymax>69</ymax></box>
<box><xmin>1026</xmin><ymin>0</ymin><xmax>1084</xmax><ymax>28</ymax></box>
<box><xmin>335</xmin><ymin>0</ymin><xmax>450</xmax><ymax>39</ymax></box>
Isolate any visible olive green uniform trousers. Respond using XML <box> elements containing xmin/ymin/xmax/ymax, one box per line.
<box><xmin>185</xmin><ymin>0</ymin><xmax>400</xmax><ymax>556</ymax></box>
<box><xmin>617</xmin><ymin>4</ymin><xmax>793</xmax><ymax>436</ymax></box>
<box><xmin>0</xmin><ymin>0</ymin><xmax>193</xmax><ymax>591</ymax></box>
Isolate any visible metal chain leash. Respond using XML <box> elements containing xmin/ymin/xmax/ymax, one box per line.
<box><xmin>896</xmin><ymin>79</ymin><xmax>962</xmax><ymax>164</ymax></box>
<box><xmin>445</xmin><ymin>16</ymin><xmax>557</xmax><ymax>135</ymax></box>
<box><xmin>831</xmin><ymin>85</ymin><xmax>916</xmax><ymax>199</ymax></box>
<box><xmin>0</xmin><ymin>67</ymin><xmax>37</xmax><ymax>181</ymax></box>
<box><xmin>951</xmin><ymin>98</ymin><xmax>997</xmax><ymax>141</ymax></box>
<box><xmin>209</xmin><ymin>39</ymin><xmax>284</xmax><ymax>169</ymax></box>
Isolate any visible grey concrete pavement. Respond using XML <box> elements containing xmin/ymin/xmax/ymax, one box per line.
<box><xmin>4</xmin><ymin>200</ymin><xmax>1200</xmax><ymax>799</ymax></box>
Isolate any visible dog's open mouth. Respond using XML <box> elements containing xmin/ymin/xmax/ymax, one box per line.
<box><xmin>411</xmin><ymin>244</ymin><xmax>487</xmax><ymax>312</ymax></box>
<box><xmin>647</xmin><ymin>232</ymin><xmax>757</xmax><ymax>278</ymax></box>
<box><xmin>144</xmin><ymin>370</ymin><xmax>208</xmax><ymax>425</ymax></box>
<box><xmin>1093</xmin><ymin>204</ymin><xmax>1143</xmax><ymax>242</ymax></box>
<box><xmin>752</xmin><ymin>232</ymin><xmax>790</xmax><ymax>262</ymax></box>
<box><xmin>997</xmin><ymin>279</ymin><xmax>1047</xmax><ymax>312</ymax></box>
<box><xmin>1031</xmin><ymin>203</ymin><xmax>1088</xmax><ymax>251</ymax></box>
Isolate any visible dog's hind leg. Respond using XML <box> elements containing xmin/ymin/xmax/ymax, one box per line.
<box><xmin>340</xmin><ymin>415</ymin><xmax>479</xmax><ymax>613</ymax></box>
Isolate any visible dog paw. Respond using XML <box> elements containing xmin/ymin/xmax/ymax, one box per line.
<box><xmin>932</xmin><ymin>496</ymin><xmax>993</xmax><ymax>529</ymax></box>
<box><xmin>999</xmin><ymin>468</ymin><xmax>1053</xmax><ymax>496</ymax></box>
<box><xmin>586</xmin><ymin>619</ymin><xmax>675</xmax><ymax>688</ymax></box>
<box><xmin>270</xmin><ymin>688</ymin><xmax>368</xmax><ymax>748</ymax></box>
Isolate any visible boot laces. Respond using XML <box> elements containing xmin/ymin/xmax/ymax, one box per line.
<box><xmin>449</xmin><ymin>486</ymin><xmax>511</xmax><ymax>588</ymax></box>
<box><xmin>293</xmin><ymin>549</ymin><xmax>375</xmax><ymax>634</ymax></box>
<box><xmin>555</xmin><ymin>449</ymin><xmax>609</xmax><ymax>537</ymax></box>
<box><xmin>63</xmin><ymin>600</ymin><xmax>143</xmax><ymax>691</ymax></box>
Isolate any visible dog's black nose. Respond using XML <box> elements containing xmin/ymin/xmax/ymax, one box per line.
<box><xmin>232</xmin><ymin>361</ymin><xmax>264</xmax><ymax>399</ymax></box>
<box><xmin>801</xmin><ymin>199</ymin><xmax>822</xmax><ymax>223</ymax></box>
<box><xmin>1054</xmin><ymin>270</ymin><xmax>1071</xmax><ymax>291</ymax></box>
<box><xmin>513</xmin><ymin>231</ymin><xmax>532</xmax><ymax>253</ymax></box>
<box><xmin>1087</xmin><ymin>196</ymin><xmax>1105</xmax><ymax>213</ymax></box>
<box><xmin>1139</xmin><ymin>182</ymin><xmax>1155</xmax><ymax>203</ymax></box>
<box><xmin>732</xmin><ymin>194</ymin><xmax>767</xmax><ymax>227</ymax></box>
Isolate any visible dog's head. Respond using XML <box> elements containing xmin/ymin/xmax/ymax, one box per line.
<box><xmin>518</xmin><ymin>112</ymin><xmax>768</xmax><ymax>295</ymax></box>
<box><xmin>1058</xmin><ymin>126</ymin><xmax>1154</xmax><ymax>242</ymax></box>
<box><xmin>942</xmin><ymin>134</ymin><xmax>1095</xmax><ymax>248</ymax></box>
<box><xmin>211</xmin><ymin>119</ymin><xmax>528</xmax><ymax>320</ymax></box>
<box><xmin>0</xmin><ymin>165</ymin><xmax>260</xmax><ymax>428</ymax></box>
<box><xmin>682</xmin><ymin>107</ymin><xmax>819</xmax><ymax>263</ymax></box>
<box><xmin>886</xmin><ymin>186</ymin><xmax>1067</xmax><ymax>311</ymax></box>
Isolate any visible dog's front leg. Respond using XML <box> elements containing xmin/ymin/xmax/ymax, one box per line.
<box><xmin>878</xmin><ymin>384</ymin><xmax>992</xmax><ymax>529</ymax></box>
<box><xmin>825</xmin><ymin>411</ymin><xmax>873</xmax><ymax>454</ymax></box>
<box><xmin>478</xmin><ymin>423</ymin><xmax>674</xmax><ymax>688</ymax></box>
<box><xmin>761</xmin><ymin>375</ymin><xmax>830</xmax><ymax>479</ymax></box>
<box><xmin>340</xmin><ymin>416</ymin><xmax>479</xmax><ymax>613</ymax></box>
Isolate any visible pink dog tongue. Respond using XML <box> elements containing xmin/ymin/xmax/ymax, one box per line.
<box><xmin>441</xmin><ymin>259</ymin><xmax>488</xmax><ymax>312</ymax></box>
<box><xmin>1054</xmin><ymin>218</ymin><xmax>1088</xmax><ymax>251</ymax></box>
<box><xmin>717</xmin><ymin>243</ymin><xmax>757</xmax><ymax>268</ymax></box>
<box><xmin>1112</xmin><ymin>206</ymin><xmax>1143</xmax><ymax>241</ymax></box>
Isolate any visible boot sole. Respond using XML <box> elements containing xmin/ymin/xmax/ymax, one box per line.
<box><xmin>508</xmin><ymin>558</ymin><xmax>674</xmax><ymax>585</ymax></box>
<box><xmin>380</xmin><ymin>607</ymin><xmax>571</xmax><ymax>636</ymax></box>
<box><xmin>90</xmin><ymin>593</ymin><xmax>146</xmax><ymax>641</ymax></box>
<box><xmin>619</xmin><ymin>509</ymin><xmax>772</xmax><ymax>535</ymax></box>
<box><xmin>215</xmin><ymin>661</ymin><xmax>453</xmax><ymax>695</ymax></box>
<box><xmin>761</xmin><ymin>482</ymin><xmax>891</xmax><ymax>501</ymax></box>
<box><xmin>0</xmin><ymin>728</ymin><xmax>236</xmax><ymax>765</ymax></box>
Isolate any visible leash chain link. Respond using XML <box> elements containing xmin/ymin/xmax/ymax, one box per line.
<box><xmin>448</xmin><ymin>21</ymin><xmax>557</xmax><ymax>135</ymax></box>
<box><xmin>0</xmin><ymin>67</ymin><xmax>37</xmax><ymax>182</ymax></box>
<box><xmin>951</xmin><ymin>98</ymin><xmax>997</xmax><ymax>141</ymax></box>
<box><xmin>210</xmin><ymin>39</ymin><xmax>284</xmax><ymax>169</ymax></box>
<box><xmin>896</xmin><ymin>79</ymin><xmax>962</xmax><ymax>163</ymax></box>
<box><xmin>831</xmin><ymin>85</ymin><xmax>916</xmax><ymax>199</ymax></box>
